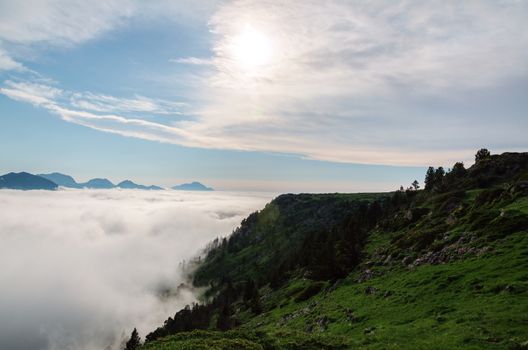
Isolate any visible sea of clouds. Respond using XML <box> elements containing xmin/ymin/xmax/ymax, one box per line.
<box><xmin>0</xmin><ymin>189</ymin><xmax>274</xmax><ymax>350</ymax></box>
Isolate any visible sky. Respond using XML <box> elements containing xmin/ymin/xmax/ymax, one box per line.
<box><xmin>1</xmin><ymin>0</ymin><xmax>527</xmax><ymax>192</ymax></box>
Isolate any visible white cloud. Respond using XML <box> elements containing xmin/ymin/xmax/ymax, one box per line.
<box><xmin>70</xmin><ymin>92</ymin><xmax>188</xmax><ymax>115</ymax></box>
<box><xmin>170</xmin><ymin>57</ymin><xmax>214</xmax><ymax>66</ymax></box>
<box><xmin>0</xmin><ymin>80</ymin><xmax>188</xmax><ymax>126</ymax></box>
<box><xmin>0</xmin><ymin>0</ymin><xmax>137</xmax><ymax>46</ymax></box>
<box><xmin>0</xmin><ymin>0</ymin><xmax>219</xmax><ymax>70</ymax></box>
<box><xmin>0</xmin><ymin>80</ymin><xmax>62</xmax><ymax>106</ymax></box>
<box><xmin>1</xmin><ymin>0</ymin><xmax>527</xmax><ymax>166</ymax></box>
<box><xmin>0</xmin><ymin>49</ymin><xmax>25</xmax><ymax>71</ymax></box>
<box><xmin>0</xmin><ymin>189</ymin><xmax>272</xmax><ymax>350</ymax></box>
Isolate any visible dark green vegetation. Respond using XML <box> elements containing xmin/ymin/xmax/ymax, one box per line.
<box><xmin>140</xmin><ymin>151</ymin><xmax>528</xmax><ymax>350</ymax></box>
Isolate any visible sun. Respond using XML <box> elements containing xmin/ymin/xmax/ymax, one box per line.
<box><xmin>229</xmin><ymin>24</ymin><xmax>273</xmax><ymax>72</ymax></box>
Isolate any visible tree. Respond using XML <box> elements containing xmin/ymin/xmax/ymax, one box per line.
<box><xmin>475</xmin><ymin>148</ymin><xmax>491</xmax><ymax>163</ymax></box>
<box><xmin>243</xmin><ymin>279</ymin><xmax>257</xmax><ymax>302</ymax></box>
<box><xmin>451</xmin><ymin>162</ymin><xmax>466</xmax><ymax>177</ymax></box>
<box><xmin>424</xmin><ymin>167</ymin><xmax>435</xmax><ymax>191</ymax></box>
<box><xmin>124</xmin><ymin>328</ymin><xmax>141</xmax><ymax>350</ymax></box>
<box><xmin>411</xmin><ymin>180</ymin><xmax>420</xmax><ymax>190</ymax></box>
<box><xmin>216</xmin><ymin>303</ymin><xmax>232</xmax><ymax>331</ymax></box>
<box><xmin>434</xmin><ymin>167</ymin><xmax>446</xmax><ymax>192</ymax></box>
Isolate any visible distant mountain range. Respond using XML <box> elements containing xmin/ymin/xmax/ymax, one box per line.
<box><xmin>0</xmin><ymin>171</ymin><xmax>213</xmax><ymax>191</ymax></box>
<box><xmin>116</xmin><ymin>180</ymin><xmax>163</xmax><ymax>191</ymax></box>
<box><xmin>37</xmin><ymin>172</ymin><xmax>83</xmax><ymax>188</ymax></box>
<box><xmin>172</xmin><ymin>181</ymin><xmax>214</xmax><ymax>191</ymax></box>
<box><xmin>0</xmin><ymin>172</ymin><xmax>58</xmax><ymax>190</ymax></box>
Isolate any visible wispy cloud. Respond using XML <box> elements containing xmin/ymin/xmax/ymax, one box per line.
<box><xmin>0</xmin><ymin>80</ymin><xmax>61</xmax><ymax>106</ymax></box>
<box><xmin>70</xmin><ymin>92</ymin><xmax>187</xmax><ymax>115</ymax></box>
<box><xmin>1</xmin><ymin>0</ymin><xmax>527</xmax><ymax>166</ymax></box>
<box><xmin>0</xmin><ymin>48</ymin><xmax>25</xmax><ymax>71</ymax></box>
<box><xmin>0</xmin><ymin>0</ymin><xmax>218</xmax><ymax>72</ymax></box>
<box><xmin>1</xmin><ymin>80</ymin><xmax>187</xmax><ymax>117</ymax></box>
<box><xmin>170</xmin><ymin>57</ymin><xmax>214</xmax><ymax>66</ymax></box>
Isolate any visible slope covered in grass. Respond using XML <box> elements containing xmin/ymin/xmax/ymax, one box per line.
<box><xmin>140</xmin><ymin>152</ymin><xmax>528</xmax><ymax>349</ymax></box>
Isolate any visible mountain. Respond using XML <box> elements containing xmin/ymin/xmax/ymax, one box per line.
<box><xmin>0</xmin><ymin>172</ymin><xmax>58</xmax><ymax>190</ymax></box>
<box><xmin>2</xmin><ymin>171</ymin><xmax>168</xmax><ymax>190</ymax></box>
<box><xmin>142</xmin><ymin>151</ymin><xmax>528</xmax><ymax>349</ymax></box>
<box><xmin>38</xmin><ymin>172</ymin><xmax>83</xmax><ymax>188</ymax></box>
<box><xmin>117</xmin><ymin>180</ymin><xmax>163</xmax><ymax>190</ymax></box>
<box><xmin>172</xmin><ymin>182</ymin><xmax>213</xmax><ymax>191</ymax></box>
<box><xmin>82</xmin><ymin>178</ymin><xmax>115</xmax><ymax>189</ymax></box>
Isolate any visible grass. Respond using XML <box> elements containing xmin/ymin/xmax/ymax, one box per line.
<box><xmin>142</xmin><ymin>177</ymin><xmax>528</xmax><ymax>349</ymax></box>
<box><xmin>239</xmin><ymin>231</ymin><xmax>528</xmax><ymax>349</ymax></box>
<box><xmin>144</xmin><ymin>230</ymin><xmax>528</xmax><ymax>349</ymax></box>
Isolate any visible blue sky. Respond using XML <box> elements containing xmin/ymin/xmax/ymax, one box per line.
<box><xmin>0</xmin><ymin>0</ymin><xmax>527</xmax><ymax>191</ymax></box>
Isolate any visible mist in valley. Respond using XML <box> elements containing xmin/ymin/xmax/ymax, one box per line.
<box><xmin>0</xmin><ymin>189</ymin><xmax>273</xmax><ymax>350</ymax></box>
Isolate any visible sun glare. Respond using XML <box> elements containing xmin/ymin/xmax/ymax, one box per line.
<box><xmin>229</xmin><ymin>25</ymin><xmax>273</xmax><ymax>71</ymax></box>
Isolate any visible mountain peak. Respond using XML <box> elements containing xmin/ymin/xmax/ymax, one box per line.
<box><xmin>38</xmin><ymin>172</ymin><xmax>82</xmax><ymax>188</ymax></box>
<box><xmin>172</xmin><ymin>181</ymin><xmax>214</xmax><ymax>191</ymax></box>
<box><xmin>0</xmin><ymin>172</ymin><xmax>58</xmax><ymax>190</ymax></box>
<box><xmin>82</xmin><ymin>178</ymin><xmax>115</xmax><ymax>189</ymax></box>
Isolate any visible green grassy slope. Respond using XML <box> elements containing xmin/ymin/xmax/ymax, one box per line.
<box><xmin>141</xmin><ymin>152</ymin><xmax>528</xmax><ymax>350</ymax></box>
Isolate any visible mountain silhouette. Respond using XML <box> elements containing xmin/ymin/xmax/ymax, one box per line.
<box><xmin>38</xmin><ymin>172</ymin><xmax>83</xmax><ymax>188</ymax></box>
<box><xmin>172</xmin><ymin>182</ymin><xmax>213</xmax><ymax>191</ymax></box>
<box><xmin>117</xmin><ymin>180</ymin><xmax>163</xmax><ymax>190</ymax></box>
<box><xmin>0</xmin><ymin>172</ymin><xmax>58</xmax><ymax>190</ymax></box>
<box><xmin>82</xmin><ymin>178</ymin><xmax>115</xmax><ymax>189</ymax></box>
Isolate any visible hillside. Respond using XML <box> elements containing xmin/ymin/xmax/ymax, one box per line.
<box><xmin>139</xmin><ymin>151</ymin><xmax>528</xmax><ymax>350</ymax></box>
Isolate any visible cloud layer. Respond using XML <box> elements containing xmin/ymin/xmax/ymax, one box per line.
<box><xmin>0</xmin><ymin>189</ymin><xmax>272</xmax><ymax>350</ymax></box>
<box><xmin>1</xmin><ymin>0</ymin><xmax>527</xmax><ymax>165</ymax></box>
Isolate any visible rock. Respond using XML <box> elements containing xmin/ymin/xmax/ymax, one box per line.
<box><xmin>383</xmin><ymin>290</ymin><xmax>393</xmax><ymax>298</ymax></box>
<box><xmin>345</xmin><ymin>308</ymin><xmax>357</xmax><ymax>322</ymax></box>
<box><xmin>327</xmin><ymin>279</ymin><xmax>343</xmax><ymax>293</ymax></box>
<box><xmin>365</xmin><ymin>286</ymin><xmax>377</xmax><ymax>295</ymax></box>
<box><xmin>363</xmin><ymin>326</ymin><xmax>376</xmax><ymax>334</ymax></box>
<box><xmin>405</xmin><ymin>207</ymin><xmax>431</xmax><ymax>222</ymax></box>
<box><xmin>278</xmin><ymin>305</ymin><xmax>313</xmax><ymax>325</ymax></box>
<box><xmin>358</xmin><ymin>269</ymin><xmax>374</xmax><ymax>283</ymax></box>
<box><xmin>402</xmin><ymin>256</ymin><xmax>413</xmax><ymax>265</ymax></box>
<box><xmin>510</xmin><ymin>181</ymin><xmax>528</xmax><ymax>196</ymax></box>
<box><xmin>316</xmin><ymin>316</ymin><xmax>330</xmax><ymax>327</ymax></box>
<box><xmin>445</xmin><ymin>215</ymin><xmax>457</xmax><ymax>226</ymax></box>
<box><xmin>383</xmin><ymin>255</ymin><xmax>393</xmax><ymax>265</ymax></box>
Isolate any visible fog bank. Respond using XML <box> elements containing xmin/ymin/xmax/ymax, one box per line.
<box><xmin>0</xmin><ymin>189</ymin><xmax>273</xmax><ymax>350</ymax></box>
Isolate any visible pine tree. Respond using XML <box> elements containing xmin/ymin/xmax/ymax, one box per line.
<box><xmin>243</xmin><ymin>279</ymin><xmax>257</xmax><ymax>302</ymax></box>
<box><xmin>424</xmin><ymin>167</ymin><xmax>435</xmax><ymax>191</ymax></box>
<box><xmin>451</xmin><ymin>162</ymin><xmax>466</xmax><ymax>177</ymax></box>
<box><xmin>216</xmin><ymin>303</ymin><xmax>232</xmax><ymax>331</ymax></box>
<box><xmin>433</xmin><ymin>167</ymin><xmax>446</xmax><ymax>192</ymax></box>
<box><xmin>124</xmin><ymin>328</ymin><xmax>141</xmax><ymax>350</ymax></box>
<box><xmin>475</xmin><ymin>148</ymin><xmax>491</xmax><ymax>163</ymax></box>
<box><xmin>411</xmin><ymin>180</ymin><xmax>420</xmax><ymax>190</ymax></box>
